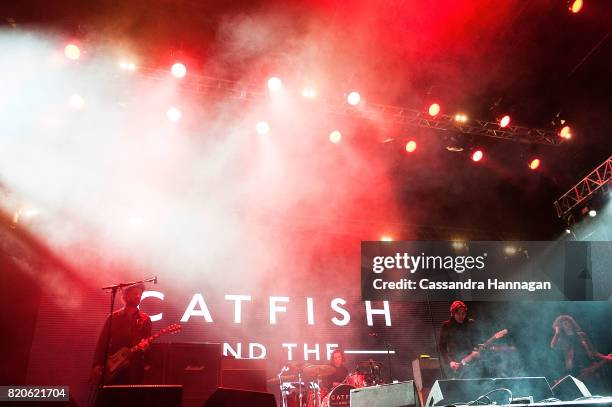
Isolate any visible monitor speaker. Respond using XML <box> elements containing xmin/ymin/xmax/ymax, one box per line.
<box><xmin>551</xmin><ymin>375</ymin><xmax>592</xmax><ymax>401</ymax></box>
<box><xmin>351</xmin><ymin>380</ymin><xmax>418</xmax><ymax>407</ymax></box>
<box><xmin>99</xmin><ymin>384</ymin><xmax>182</xmax><ymax>407</ymax></box>
<box><xmin>202</xmin><ymin>387</ymin><xmax>277</xmax><ymax>407</ymax></box>
<box><xmin>426</xmin><ymin>377</ymin><xmax>553</xmax><ymax>407</ymax></box>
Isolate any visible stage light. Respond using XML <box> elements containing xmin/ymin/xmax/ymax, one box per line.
<box><xmin>69</xmin><ymin>94</ymin><xmax>85</xmax><ymax>109</ymax></box>
<box><xmin>454</xmin><ymin>113</ymin><xmax>468</xmax><ymax>123</ymax></box>
<box><xmin>471</xmin><ymin>149</ymin><xmax>483</xmax><ymax>162</ymax></box>
<box><xmin>347</xmin><ymin>91</ymin><xmax>361</xmax><ymax>106</ymax></box>
<box><xmin>301</xmin><ymin>87</ymin><xmax>317</xmax><ymax>99</ymax></box>
<box><xmin>504</xmin><ymin>245</ymin><xmax>517</xmax><ymax>255</ymax></box>
<box><xmin>428</xmin><ymin>103</ymin><xmax>441</xmax><ymax>117</ymax></box>
<box><xmin>64</xmin><ymin>44</ymin><xmax>80</xmax><ymax>60</ymax></box>
<box><xmin>329</xmin><ymin>130</ymin><xmax>342</xmax><ymax>144</ymax></box>
<box><xmin>588</xmin><ymin>209</ymin><xmax>596</xmax><ymax>217</ymax></box>
<box><xmin>119</xmin><ymin>61</ymin><xmax>137</xmax><ymax>71</ymax></box>
<box><xmin>565</xmin><ymin>228</ymin><xmax>572</xmax><ymax>234</ymax></box>
<box><xmin>405</xmin><ymin>140</ymin><xmax>417</xmax><ymax>153</ymax></box>
<box><xmin>529</xmin><ymin>158</ymin><xmax>541</xmax><ymax>170</ymax></box>
<box><xmin>267</xmin><ymin>77</ymin><xmax>282</xmax><ymax>92</ymax></box>
<box><xmin>128</xmin><ymin>215</ymin><xmax>144</xmax><ymax>226</ymax></box>
<box><xmin>451</xmin><ymin>240</ymin><xmax>466</xmax><ymax>250</ymax></box>
<box><xmin>380</xmin><ymin>235</ymin><xmax>393</xmax><ymax>242</ymax></box>
<box><xmin>499</xmin><ymin>115</ymin><xmax>511</xmax><ymax>128</ymax></box>
<box><xmin>559</xmin><ymin>125</ymin><xmax>572</xmax><ymax>139</ymax></box>
<box><xmin>570</xmin><ymin>0</ymin><xmax>583</xmax><ymax>13</ymax></box>
<box><xmin>166</xmin><ymin>107</ymin><xmax>182</xmax><ymax>122</ymax></box>
<box><xmin>171</xmin><ymin>62</ymin><xmax>187</xmax><ymax>78</ymax></box>
<box><xmin>256</xmin><ymin>121</ymin><xmax>270</xmax><ymax>135</ymax></box>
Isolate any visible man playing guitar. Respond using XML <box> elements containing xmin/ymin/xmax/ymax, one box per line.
<box><xmin>91</xmin><ymin>283</ymin><xmax>152</xmax><ymax>385</ymax></box>
<box><xmin>438</xmin><ymin>301</ymin><xmax>482</xmax><ymax>378</ymax></box>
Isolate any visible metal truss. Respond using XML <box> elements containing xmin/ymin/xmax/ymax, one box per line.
<box><xmin>554</xmin><ymin>155</ymin><xmax>612</xmax><ymax>218</ymax></box>
<box><xmin>140</xmin><ymin>68</ymin><xmax>564</xmax><ymax>146</ymax></box>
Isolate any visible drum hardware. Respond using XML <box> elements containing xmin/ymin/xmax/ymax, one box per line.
<box><xmin>277</xmin><ymin>363</ymin><xmax>335</xmax><ymax>407</ymax></box>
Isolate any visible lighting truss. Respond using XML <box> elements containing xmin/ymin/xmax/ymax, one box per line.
<box><xmin>140</xmin><ymin>68</ymin><xmax>563</xmax><ymax>146</ymax></box>
<box><xmin>554</xmin><ymin>155</ymin><xmax>612</xmax><ymax>218</ymax></box>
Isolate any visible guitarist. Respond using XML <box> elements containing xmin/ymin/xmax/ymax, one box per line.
<box><xmin>91</xmin><ymin>283</ymin><xmax>152</xmax><ymax>385</ymax></box>
<box><xmin>550</xmin><ymin>315</ymin><xmax>612</xmax><ymax>394</ymax></box>
<box><xmin>438</xmin><ymin>301</ymin><xmax>483</xmax><ymax>379</ymax></box>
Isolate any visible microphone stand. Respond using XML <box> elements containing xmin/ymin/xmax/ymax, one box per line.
<box><xmin>99</xmin><ymin>277</ymin><xmax>157</xmax><ymax>388</ymax></box>
<box><xmin>385</xmin><ymin>342</ymin><xmax>393</xmax><ymax>383</ymax></box>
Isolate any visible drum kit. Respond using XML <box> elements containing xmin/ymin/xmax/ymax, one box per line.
<box><xmin>271</xmin><ymin>360</ymin><xmax>384</xmax><ymax>407</ymax></box>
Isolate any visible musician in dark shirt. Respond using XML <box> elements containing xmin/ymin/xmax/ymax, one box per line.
<box><xmin>91</xmin><ymin>283</ymin><xmax>152</xmax><ymax>385</ymax></box>
<box><xmin>325</xmin><ymin>349</ymin><xmax>349</xmax><ymax>390</ymax></box>
<box><xmin>550</xmin><ymin>315</ymin><xmax>612</xmax><ymax>393</ymax></box>
<box><xmin>438</xmin><ymin>301</ymin><xmax>481</xmax><ymax>378</ymax></box>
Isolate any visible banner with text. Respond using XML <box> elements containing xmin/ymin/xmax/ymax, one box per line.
<box><xmin>361</xmin><ymin>241</ymin><xmax>612</xmax><ymax>301</ymax></box>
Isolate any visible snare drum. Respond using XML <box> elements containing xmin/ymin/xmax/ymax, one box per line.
<box><xmin>322</xmin><ymin>384</ymin><xmax>354</xmax><ymax>407</ymax></box>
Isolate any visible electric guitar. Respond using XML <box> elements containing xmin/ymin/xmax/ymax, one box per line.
<box><xmin>448</xmin><ymin>329</ymin><xmax>508</xmax><ymax>378</ymax></box>
<box><xmin>579</xmin><ymin>354</ymin><xmax>612</xmax><ymax>380</ymax></box>
<box><xmin>104</xmin><ymin>323</ymin><xmax>181</xmax><ymax>384</ymax></box>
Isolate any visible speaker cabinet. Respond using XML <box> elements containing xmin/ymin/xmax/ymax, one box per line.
<box><xmin>143</xmin><ymin>342</ymin><xmax>221</xmax><ymax>407</ymax></box>
<box><xmin>426</xmin><ymin>377</ymin><xmax>553</xmax><ymax>407</ymax></box>
<box><xmin>351</xmin><ymin>380</ymin><xmax>418</xmax><ymax>407</ymax></box>
<box><xmin>202</xmin><ymin>387</ymin><xmax>277</xmax><ymax>407</ymax></box>
<box><xmin>99</xmin><ymin>384</ymin><xmax>182</xmax><ymax>407</ymax></box>
<box><xmin>220</xmin><ymin>357</ymin><xmax>267</xmax><ymax>391</ymax></box>
<box><xmin>551</xmin><ymin>375</ymin><xmax>592</xmax><ymax>401</ymax></box>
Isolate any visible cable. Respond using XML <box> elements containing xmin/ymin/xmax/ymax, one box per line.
<box><xmin>467</xmin><ymin>388</ymin><xmax>513</xmax><ymax>406</ymax></box>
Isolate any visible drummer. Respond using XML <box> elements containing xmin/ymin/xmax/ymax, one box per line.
<box><xmin>325</xmin><ymin>349</ymin><xmax>349</xmax><ymax>390</ymax></box>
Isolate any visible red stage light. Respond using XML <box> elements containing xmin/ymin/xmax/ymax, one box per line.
<box><xmin>499</xmin><ymin>115</ymin><xmax>511</xmax><ymax>128</ymax></box>
<box><xmin>171</xmin><ymin>62</ymin><xmax>187</xmax><ymax>78</ymax></box>
<box><xmin>428</xmin><ymin>103</ymin><xmax>441</xmax><ymax>117</ymax></box>
<box><xmin>380</xmin><ymin>235</ymin><xmax>393</xmax><ymax>242</ymax></box>
<box><xmin>570</xmin><ymin>0</ymin><xmax>583</xmax><ymax>13</ymax></box>
<box><xmin>405</xmin><ymin>140</ymin><xmax>417</xmax><ymax>153</ymax></box>
<box><xmin>471</xmin><ymin>149</ymin><xmax>484</xmax><ymax>162</ymax></box>
<box><xmin>64</xmin><ymin>44</ymin><xmax>81</xmax><ymax>60</ymax></box>
<box><xmin>529</xmin><ymin>158</ymin><xmax>541</xmax><ymax>170</ymax></box>
<box><xmin>559</xmin><ymin>125</ymin><xmax>572</xmax><ymax>139</ymax></box>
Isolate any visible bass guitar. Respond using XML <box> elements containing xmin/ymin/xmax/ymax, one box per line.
<box><xmin>449</xmin><ymin>329</ymin><xmax>508</xmax><ymax>378</ymax></box>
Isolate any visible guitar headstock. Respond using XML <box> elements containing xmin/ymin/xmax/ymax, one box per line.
<box><xmin>161</xmin><ymin>323</ymin><xmax>182</xmax><ymax>335</ymax></box>
<box><xmin>495</xmin><ymin>329</ymin><xmax>508</xmax><ymax>339</ymax></box>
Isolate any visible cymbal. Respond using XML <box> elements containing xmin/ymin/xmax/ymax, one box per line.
<box><xmin>357</xmin><ymin>359</ymin><xmax>383</xmax><ymax>368</ymax></box>
<box><xmin>287</xmin><ymin>361</ymin><xmax>307</xmax><ymax>370</ymax></box>
<box><xmin>303</xmin><ymin>364</ymin><xmax>336</xmax><ymax>377</ymax></box>
<box><xmin>267</xmin><ymin>374</ymin><xmax>299</xmax><ymax>383</ymax></box>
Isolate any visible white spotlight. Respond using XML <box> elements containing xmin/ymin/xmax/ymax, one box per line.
<box><xmin>69</xmin><ymin>94</ymin><xmax>85</xmax><ymax>109</ymax></box>
<box><xmin>302</xmin><ymin>87</ymin><xmax>317</xmax><ymax>99</ymax></box>
<box><xmin>267</xmin><ymin>77</ymin><xmax>282</xmax><ymax>92</ymax></box>
<box><xmin>167</xmin><ymin>107</ymin><xmax>182</xmax><ymax>122</ymax></box>
<box><xmin>347</xmin><ymin>91</ymin><xmax>361</xmax><ymax>106</ymax></box>
<box><xmin>329</xmin><ymin>130</ymin><xmax>342</xmax><ymax>144</ymax></box>
<box><xmin>256</xmin><ymin>121</ymin><xmax>270</xmax><ymax>135</ymax></box>
<box><xmin>119</xmin><ymin>60</ymin><xmax>137</xmax><ymax>71</ymax></box>
<box><xmin>171</xmin><ymin>62</ymin><xmax>187</xmax><ymax>78</ymax></box>
<box><xmin>588</xmin><ymin>209</ymin><xmax>597</xmax><ymax>217</ymax></box>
